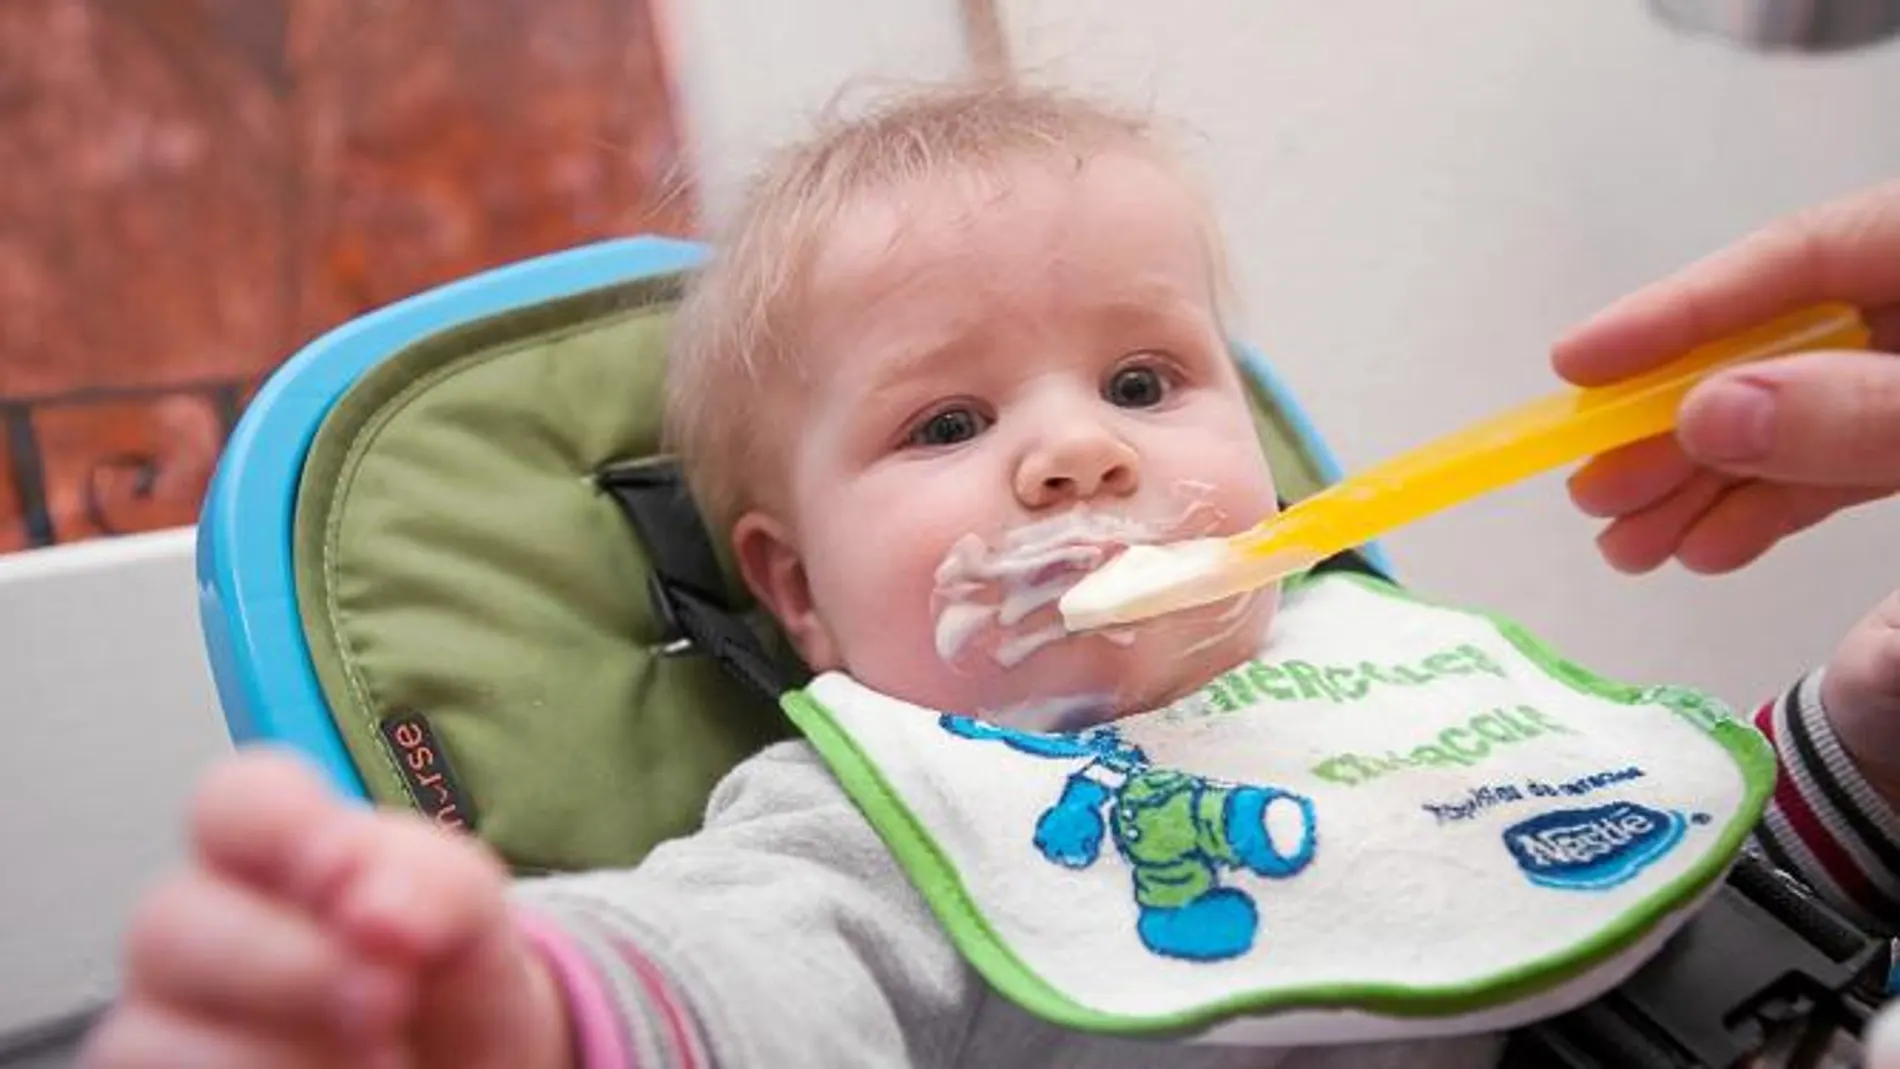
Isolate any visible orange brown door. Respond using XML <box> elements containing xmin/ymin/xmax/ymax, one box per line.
<box><xmin>0</xmin><ymin>0</ymin><xmax>692</xmax><ymax>550</ymax></box>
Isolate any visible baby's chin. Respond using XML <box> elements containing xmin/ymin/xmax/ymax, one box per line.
<box><xmin>958</xmin><ymin>599</ymin><xmax>1276</xmax><ymax>729</ymax></box>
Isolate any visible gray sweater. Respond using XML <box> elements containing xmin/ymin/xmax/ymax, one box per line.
<box><xmin>519</xmin><ymin>741</ymin><xmax>1505</xmax><ymax>1068</ymax></box>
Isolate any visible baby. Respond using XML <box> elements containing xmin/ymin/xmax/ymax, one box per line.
<box><xmin>85</xmin><ymin>83</ymin><xmax>1900</xmax><ymax>1069</ymax></box>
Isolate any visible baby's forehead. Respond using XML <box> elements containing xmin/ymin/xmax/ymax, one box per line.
<box><xmin>821</xmin><ymin>150</ymin><xmax>1200</xmax><ymax>262</ymax></box>
<box><xmin>796</xmin><ymin>151</ymin><xmax>1221</xmax><ymax>329</ymax></box>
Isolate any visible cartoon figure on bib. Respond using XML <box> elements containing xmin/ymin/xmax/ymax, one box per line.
<box><xmin>939</xmin><ymin>714</ymin><xmax>1318</xmax><ymax>961</ymax></box>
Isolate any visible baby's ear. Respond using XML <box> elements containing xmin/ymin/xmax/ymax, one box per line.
<box><xmin>731</xmin><ymin>511</ymin><xmax>841</xmax><ymax>672</ymax></box>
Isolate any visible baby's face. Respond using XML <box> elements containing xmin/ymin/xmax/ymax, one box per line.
<box><xmin>734</xmin><ymin>150</ymin><xmax>1279</xmax><ymax>726</ymax></box>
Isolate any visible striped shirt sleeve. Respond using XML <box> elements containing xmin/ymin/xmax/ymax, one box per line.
<box><xmin>499</xmin><ymin>742</ymin><xmax>979</xmax><ymax>1069</ymax></box>
<box><xmin>514</xmin><ymin>900</ymin><xmax>711</xmax><ymax>1069</ymax></box>
<box><xmin>1750</xmin><ymin>670</ymin><xmax>1900</xmax><ymax>934</ymax></box>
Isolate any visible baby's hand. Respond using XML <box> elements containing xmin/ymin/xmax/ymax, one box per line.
<box><xmin>1821</xmin><ymin>591</ymin><xmax>1900</xmax><ymax>807</ymax></box>
<box><xmin>82</xmin><ymin>751</ymin><xmax>571</xmax><ymax>1069</ymax></box>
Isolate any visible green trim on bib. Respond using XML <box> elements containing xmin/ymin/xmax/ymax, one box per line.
<box><xmin>781</xmin><ymin>573</ymin><xmax>1775</xmax><ymax>1037</ymax></box>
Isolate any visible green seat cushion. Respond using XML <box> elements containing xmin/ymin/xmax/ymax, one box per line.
<box><xmin>295</xmin><ymin>275</ymin><xmax>791</xmax><ymax>873</ymax></box>
<box><xmin>293</xmin><ymin>269</ymin><xmax>1338</xmax><ymax>872</ymax></box>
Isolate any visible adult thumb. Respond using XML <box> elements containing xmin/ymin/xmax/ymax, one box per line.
<box><xmin>1678</xmin><ymin>349</ymin><xmax>1900</xmax><ymax>487</ymax></box>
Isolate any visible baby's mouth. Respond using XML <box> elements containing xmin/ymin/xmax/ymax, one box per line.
<box><xmin>929</xmin><ymin>492</ymin><xmax>1267</xmax><ymax>679</ymax></box>
<box><xmin>937</xmin><ymin>501</ymin><xmax>1219</xmax><ymax>598</ymax></box>
<box><xmin>1020</xmin><ymin>542</ymin><xmax>1124</xmax><ymax>589</ymax></box>
<box><xmin>931</xmin><ymin>513</ymin><xmax>1195</xmax><ymax>669</ymax></box>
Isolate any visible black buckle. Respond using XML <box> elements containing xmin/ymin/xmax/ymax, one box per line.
<box><xmin>600</xmin><ymin>460</ymin><xmax>804</xmax><ymax>699</ymax></box>
<box><xmin>1501</xmin><ymin>853</ymin><xmax>1888</xmax><ymax>1068</ymax></box>
<box><xmin>643</xmin><ymin>573</ymin><xmax>695</xmax><ymax>656</ymax></box>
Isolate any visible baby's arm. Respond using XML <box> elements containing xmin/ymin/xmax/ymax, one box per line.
<box><xmin>84</xmin><ymin>753</ymin><xmax>572</xmax><ymax>1069</ymax></box>
<box><xmin>511</xmin><ymin>741</ymin><xmax>981</xmax><ymax>1069</ymax></box>
<box><xmin>1745</xmin><ymin>592</ymin><xmax>1900</xmax><ymax>933</ymax></box>
<box><xmin>89</xmin><ymin>744</ymin><xmax>978</xmax><ymax>1069</ymax></box>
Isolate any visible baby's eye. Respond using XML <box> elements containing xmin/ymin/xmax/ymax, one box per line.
<box><xmin>908</xmin><ymin>406</ymin><xmax>990</xmax><ymax>448</ymax></box>
<box><xmin>1105</xmin><ymin>364</ymin><xmax>1169</xmax><ymax>409</ymax></box>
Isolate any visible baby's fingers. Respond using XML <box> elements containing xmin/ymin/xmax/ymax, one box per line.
<box><xmin>124</xmin><ymin>868</ymin><xmax>412</xmax><ymax>1040</ymax></box>
<box><xmin>1818</xmin><ymin>590</ymin><xmax>1900</xmax><ymax>797</ymax></box>
<box><xmin>190</xmin><ymin>750</ymin><xmax>510</xmax><ymax>967</ymax></box>
<box><xmin>81</xmin><ymin>1003</ymin><xmax>397</xmax><ymax>1069</ymax></box>
<box><xmin>321</xmin><ymin>811</ymin><xmax>513</xmax><ymax>966</ymax></box>
<box><xmin>1822</xmin><ymin>589</ymin><xmax>1900</xmax><ymax>717</ymax></box>
<box><xmin>188</xmin><ymin>749</ymin><xmax>366</xmax><ymax>904</ymax></box>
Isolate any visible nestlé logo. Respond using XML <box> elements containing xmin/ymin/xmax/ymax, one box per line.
<box><xmin>1503</xmin><ymin>801</ymin><xmax>1685</xmax><ymax>891</ymax></box>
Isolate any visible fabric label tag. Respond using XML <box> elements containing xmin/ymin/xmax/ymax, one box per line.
<box><xmin>379</xmin><ymin>712</ymin><xmax>477</xmax><ymax>832</ymax></box>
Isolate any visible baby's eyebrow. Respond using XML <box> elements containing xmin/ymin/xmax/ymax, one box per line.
<box><xmin>853</xmin><ymin>285</ymin><xmax>1215</xmax><ymax>396</ymax></box>
<box><xmin>865</xmin><ymin>331</ymin><xmax>981</xmax><ymax>391</ymax></box>
<box><xmin>1089</xmin><ymin>286</ymin><xmax>1208</xmax><ymax>327</ymax></box>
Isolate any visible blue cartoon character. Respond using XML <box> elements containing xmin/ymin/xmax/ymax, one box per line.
<box><xmin>940</xmin><ymin>714</ymin><xmax>1318</xmax><ymax>962</ymax></box>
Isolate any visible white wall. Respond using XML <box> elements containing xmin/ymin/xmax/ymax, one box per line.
<box><xmin>0</xmin><ymin>0</ymin><xmax>970</xmax><ymax>1048</ymax></box>
<box><xmin>0</xmin><ymin>531</ymin><xmax>228</xmax><ymax>1037</ymax></box>
<box><xmin>662</xmin><ymin>0</ymin><xmax>969</xmax><ymax>225</ymax></box>
<box><xmin>1001</xmin><ymin>1</ymin><xmax>1900</xmax><ymax>704</ymax></box>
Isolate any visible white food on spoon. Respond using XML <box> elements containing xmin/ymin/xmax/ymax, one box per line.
<box><xmin>1058</xmin><ymin>538</ymin><xmax>1321</xmax><ymax>632</ymax></box>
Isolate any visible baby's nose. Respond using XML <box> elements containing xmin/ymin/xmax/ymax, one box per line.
<box><xmin>1015</xmin><ymin>430</ymin><xmax>1140</xmax><ymax>508</ymax></box>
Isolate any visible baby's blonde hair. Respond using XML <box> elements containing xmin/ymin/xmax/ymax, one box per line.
<box><xmin>664</xmin><ymin>80</ymin><xmax>1224</xmax><ymax>535</ymax></box>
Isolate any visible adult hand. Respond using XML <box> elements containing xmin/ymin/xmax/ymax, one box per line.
<box><xmin>1553</xmin><ymin>179</ymin><xmax>1900</xmax><ymax>574</ymax></box>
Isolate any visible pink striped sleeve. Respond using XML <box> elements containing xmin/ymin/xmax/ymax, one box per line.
<box><xmin>508</xmin><ymin>899</ymin><xmax>711</xmax><ymax>1069</ymax></box>
<box><xmin>514</xmin><ymin>907</ymin><xmax>636</xmax><ymax>1069</ymax></box>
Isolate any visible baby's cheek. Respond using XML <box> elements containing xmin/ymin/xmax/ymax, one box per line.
<box><xmin>844</xmin><ymin>621</ymin><xmax>977</xmax><ymax>711</ymax></box>
<box><xmin>1168</xmin><ymin>464</ymin><xmax>1276</xmax><ymax>533</ymax></box>
<box><xmin>1217</xmin><ymin>452</ymin><xmax>1280</xmax><ymax>522</ymax></box>
<box><xmin>827</xmin><ymin>553</ymin><xmax>949</xmax><ymax>670</ymax></box>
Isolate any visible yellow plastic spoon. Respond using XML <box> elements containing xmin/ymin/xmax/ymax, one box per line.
<box><xmin>1059</xmin><ymin>302</ymin><xmax>1871</xmax><ymax>633</ymax></box>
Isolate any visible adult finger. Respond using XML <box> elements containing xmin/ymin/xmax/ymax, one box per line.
<box><xmin>1553</xmin><ymin>179</ymin><xmax>1900</xmax><ymax>386</ymax></box>
<box><xmin>1678</xmin><ymin>349</ymin><xmax>1900</xmax><ymax>487</ymax></box>
<box><xmin>1594</xmin><ymin>470</ymin><xmax>1737</xmax><ymax>573</ymax></box>
<box><xmin>1568</xmin><ymin>436</ymin><xmax>1697</xmax><ymax>519</ymax></box>
<box><xmin>1670</xmin><ymin>481</ymin><xmax>1869</xmax><ymax>573</ymax></box>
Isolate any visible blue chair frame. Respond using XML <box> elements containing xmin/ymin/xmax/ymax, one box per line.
<box><xmin>194</xmin><ymin>235</ymin><xmax>1388</xmax><ymax>802</ymax></box>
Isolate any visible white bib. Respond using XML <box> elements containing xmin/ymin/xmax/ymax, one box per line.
<box><xmin>782</xmin><ymin>573</ymin><xmax>1773</xmax><ymax>1046</ymax></box>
